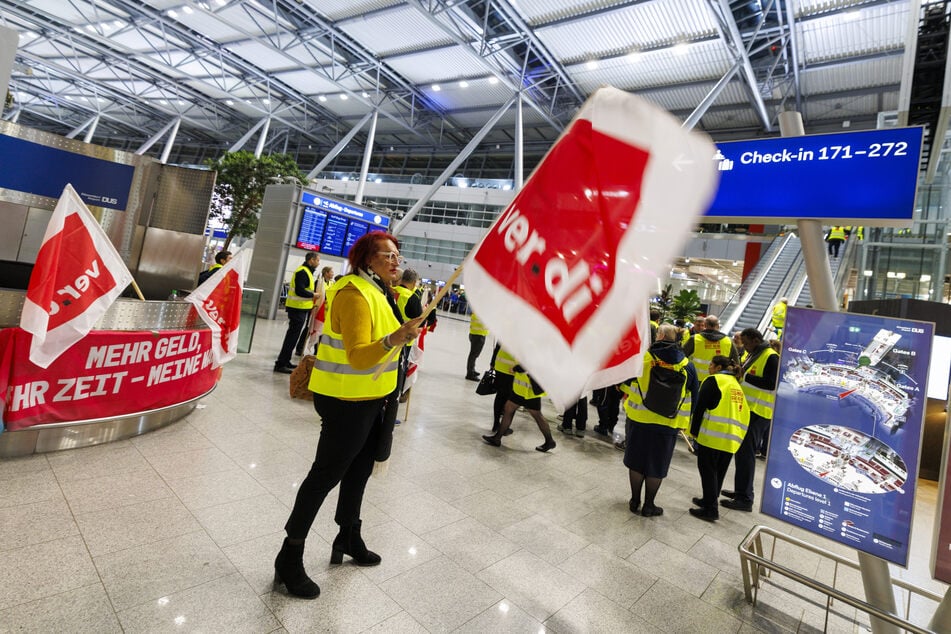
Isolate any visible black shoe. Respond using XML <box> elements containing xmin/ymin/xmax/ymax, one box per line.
<box><xmin>535</xmin><ymin>440</ymin><xmax>556</xmax><ymax>452</ymax></box>
<box><xmin>691</xmin><ymin>497</ymin><xmax>705</xmax><ymax>507</ymax></box>
<box><xmin>466</xmin><ymin>372</ymin><xmax>480</xmax><ymax>381</ymax></box>
<box><xmin>641</xmin><ymin>505</ymin><xmax>663</xmax><ymax>517</ymax></box>
<box><xmin>721</xmin><ymin>498</ymin><xmax>753</xmax><ymax>512</ymax></box>
<box><xmin>720</xmin><ymin>490</ymin><xmax>736</xmax><ymax>499</ymax></box>
<box><xmin>274</xmin><ymin>365</ymin><xmax>294</xmax><ymax>374</ymax></box>
<box><xmin>273</xmin><ymin>538</ymin><xmax>320</xmax><ymax>599</ymax></box>
<box><xmin>689</xmin><ymin>507</ymin><xmax>718</xmax><ymax>522</ymax></box>
<box><xmin>557</xmin><ymin>424</ymin><xmax>573</xmax><ymax>435</ymax></box>
<box><xmin>482</xmin><ymin>434</ymin><xmax>501</xmax><ymax>447</ymax></box>
<box><xmin>592</xmin><ymin>426</ymin><xmax>609</xmax><ymax>436</ymax></box>
<box><xmin>629</xmin><ymin>498</ymin><xmax>640</xmax><ymax>514</ymax></box>
<box><xmin>330</xmin><ymin>520</ymin><xmax>381</xmax><ymax>566</ymax></box>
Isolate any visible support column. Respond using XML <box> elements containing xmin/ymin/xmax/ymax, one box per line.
<box><xmin>253</xmin><ymin>117</ymin><xmax>271</xmax><ymax>158</ymax></box>
<box><xmin>514</xmin><ymin>93</ymin><xmax>524</xmax><ymax>190</ymax></box>
<box><xmin>683</xmin><ymin>60</ymin><xmax>741</xmax><ymax>130</ymax></box>
<box><xmin>83</xmin><ymin>114</ymin><xmax>100</xmax><ymax>144</ymax></box>
<box><xmin>159</xmin><ymin>117</ymin><xmax>181</xmax><ymax>165</ymax></box>
<box><xmin>307</xmin><ymin>112</ymin><xmax>373</xmax><ymax>179</ymax></box>
<box><xmin>229</xmin><ymin>118</ymin><xmax>268</xmax><ymax>153</ymax></box>
<box><xmin>354</xmin><ymin>110</ymin><xmax>379</xmax><ymax>205</ymax></box>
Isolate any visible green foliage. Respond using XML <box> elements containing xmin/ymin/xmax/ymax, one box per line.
<box><xmin>670</xmin><ymin>288</ymin><xmax>702</xmax><ymax>323</ymax></box>
<box><xmin>205</xmin><ymin>151</ymin><xmax>308</xmax><ymax>249</ymax></box>
<box><xmin>651</xmin><ymin>284</ymin><xmax>673</xmax><ymax>322</ymax></box>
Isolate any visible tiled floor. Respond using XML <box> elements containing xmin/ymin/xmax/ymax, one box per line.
<box><xmin>0</xmin><ymin>314</ymin><xmax>947</xmax><ymax>632</ymax></box>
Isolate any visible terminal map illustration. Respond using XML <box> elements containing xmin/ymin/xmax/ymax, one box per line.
<box><xmin>761</xmin><ymin>308</ymin><xmax>933</xmax><ymax>566</ymax></box>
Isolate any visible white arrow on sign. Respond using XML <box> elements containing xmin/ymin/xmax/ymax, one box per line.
<box><xmin>672</xmin><ymin>154</ymin><xmax>694</xmax><ymax>172</ymax></box>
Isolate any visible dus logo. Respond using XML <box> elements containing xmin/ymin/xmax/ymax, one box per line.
<box><xmin>101</xmin><ymin>196</ymin><xmax>118</xmax><ymax>205</ymax></box>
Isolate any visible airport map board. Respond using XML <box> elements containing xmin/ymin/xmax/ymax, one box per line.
<box><xmin>705</xmin><ymin>127</ymin><xmax>922</xmax><ymax>225</ymax></box>
<box><xmin>761</xmin><ymin>307</ymin><xmax>933</xmax><ymax>566</ymax></box>
<box><xmin>295</xmin><ymin>191</ymin><xmax>389</xmax><ymax>258</ymax></box>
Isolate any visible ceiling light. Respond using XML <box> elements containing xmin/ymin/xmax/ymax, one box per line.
<box><xmin>627</xmin><ymin>51</ymin><xmax>641</xmax><ymax>62</ymax></box>
<box><xmin>585</xmin><ymin>60</ymin><xmax>598</xmax><ymax>70</ymax></box>
<box><xmin>896</xmin><ymin>272</ymin><xmax>906</xmax><ymax>279</ymax></box>
<box><xmin>177</xmin><ymin>99</ymin><xmax>184</xmax><ymax>105</ymax></box>
<box><xmin>362</xmin><ymin>91</ymin><xmax>369</xmax><ymax>98</ymax></box>
<box><xmin>863</xmin><ymin>270</ymin><xmax>873</xmax><ymax>277</ymax></box>
<box><xmin>488</xmin><ymin>76</ymin><xmax>499</xmax><ymax>85</ymax></box>
<box><xmin>432</xmin><ymin>84</ymin><xmax>441</xmax><ymax>91</ymax></box>
<box><xmin>215</xmin><ymin>0</ymin><xmax>226</xmax><ymax>5</ymax></box>
<box><xmin>183</xmin><ymin>5</ymin><xmax>194</xmax><ymax>13</ymax></box>
<box><xmin>225</xmin><ymin>99</ymin><xmax>233</xmax><ymax>105</ymax></box>
<box><xmin>374</xmin><ymin>177</ymin><xmax>382</xmax><ymax>183</ymax></box>
<box><xmin>86</xmin><ymin>24</ymin><xmax>96</xmax><ymax>31</ymax></box>
<box><xmin>458</xmin><ymin>80</ymin><xmax>469</xmax><ymax>88</ymax></box>
<box><xmin>167</xmin><ymin>9</ymin><xmax>178</xmax><ymax>17</ymax></box>
<box><xmin>159</xmin><ymin>99</ymin><xmax>168</xmax><ymax>105</ymax></box>
<box><xmin>673</xmin><ymin>43</ymin><xmax>688</xmax><ymax>55</ymax></box>
<box><xmin>886</xmin><ymin>271</ymin><xmax>896</xmax><ymax>279</ymax></box>
<box><xmin>842</xmin><ymin>10</ymin><xmax>859</xmax><ymax>21</ymax></box>
<box><xmin>262</xmin><ymin>98</ymin><xmax>269</xmax><ymax>104</ymax></box>
<box><xmin>318</xmin><ymin>95</ymin><xmax>327</xmax><ymax>102</ymax></box>
<box><xmin>113</xmin><ymin>20</ymin><xmax>123</xmax><ymax>28</ymax></box>
<box><xmin>340</xmin><ymin>94</ymin><xmax>348</xmax><ymax>100</ymax></box>
<box><xmin>65</xmin><ymin>95</ymin><xmax>73</xmax><ymax>101</ymax></box>
<box><xmin>921</xmin><ymin>274</ymin><xmax>932</xmax><ymax>282</ymax></box>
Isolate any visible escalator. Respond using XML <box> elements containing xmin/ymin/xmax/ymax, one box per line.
<box><xmin>721</xmin><ymin>234</ymin><xmax>803</xmax><ymax>334</ymax></box>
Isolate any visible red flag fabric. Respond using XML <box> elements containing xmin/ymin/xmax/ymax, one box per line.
<box><xmin>185</xmin><ymin>248</ymin><xmax>251</xmax><ymax>367</ymax></box>
<box><xmin>19</xmin><ymin>184</ymin><xmax>133</xmax><ymax>369</ymax></box>
<box><xmin>464</xmin><ymin>86</ymin><xmax>718</xmax><ymax>410</ymax></box>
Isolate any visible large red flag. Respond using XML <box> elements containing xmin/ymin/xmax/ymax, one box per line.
<box><xmin>185</xmin><ymin>247</ymin><xmax>251</xmax><ymax>367</ymax></box>
<box><xmin>464</xmin><ymin>86</ymin><xmax>718</xmax><ymax>410</ymax></box>
<box><xmin>20</xmin><ymin>184</ymin><xmax>133</xmax><ymax>369</ymax></box>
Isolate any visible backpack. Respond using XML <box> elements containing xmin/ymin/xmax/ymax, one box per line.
<box><xmin>637</xmin><ymin>355</ymin><xmax>687</xmax><ymax>418</ymax></box>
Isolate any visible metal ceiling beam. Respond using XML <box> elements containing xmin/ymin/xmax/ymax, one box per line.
<box><xmin>708</xmin><ymin>0</ymin><xmax>774</xmax><ymax>131</ymax></box>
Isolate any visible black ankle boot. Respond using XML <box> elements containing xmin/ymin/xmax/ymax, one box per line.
<box><xmin>273</xmin><ymin>538</ymin><xmax>320</xmax><ymax>599</ymax></box>
<box><xmin>330</xmin><ymin>520</ymin><xmax>381</xmax><ymax>566</ymax></box>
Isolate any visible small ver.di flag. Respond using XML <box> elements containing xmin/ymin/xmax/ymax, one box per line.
<box><xmin>186</xmin><ymin>248</ymin><xmax>251</xmax><ymax>367</ymax></box>
<box><xmin>20</xmin><ymin>184</ymin><xmax>133</xmax><ymax>368</ymax></box>
<box><xmin>464</xmin><ymin>86</ymin><xmax>719</xmax><ymax>410</ymax></box>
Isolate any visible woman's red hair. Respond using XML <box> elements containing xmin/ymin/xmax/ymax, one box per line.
<box><xmin>348</xmin><ymin>231</ymin><xmax>399</xmax><ymax>271</ymax></box>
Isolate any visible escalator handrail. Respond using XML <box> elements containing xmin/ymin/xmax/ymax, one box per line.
<box><xmin>722</xmin><ymin>233</ymin><xmax>797</xmax><ymax>334</ymax></box>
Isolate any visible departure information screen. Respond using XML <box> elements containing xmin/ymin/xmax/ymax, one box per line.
<box><xmin>295</xmin><ymin>192</ymin><xmax>390</xmax><ymax>256</ymax></box>
<box><xmin>705</xmin><ymin>127</ymin><xmax>923</xmax><ymax>224</ymax></box>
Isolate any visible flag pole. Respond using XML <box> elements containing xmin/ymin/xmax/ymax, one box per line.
<box><xmin>372</xmin><ymin>264</ymin><xmax>464</xmax><ymax>380</ymax></box>
<box><xmin>129</xmin><ymin>278</ymin><xmax>146</xmax><ymax>301</ymax></box>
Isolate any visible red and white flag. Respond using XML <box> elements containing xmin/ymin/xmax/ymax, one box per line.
<box><xmin>464</xmin><ymin>86</ymin><xmax>718</xmax><ymax>410</ymax></box>
<box><xmin>20</xmin><ymin>184</ymin><xmax>133</xmax><ymax>368</ymax></box>
<box><xmin>185</xmin><ymin>248</ymin><xmax>251</xmax><ymax>367</ymax></box>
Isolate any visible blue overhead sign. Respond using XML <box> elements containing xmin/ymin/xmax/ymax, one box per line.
<box><xmin>705</xmin><ymin>127</ymin><xmax>923</xmax><ymax>225</ymax></box>
<box><xmin>296</xmin><ymin>191</ymin><xmax>390</xmax><ymax>257</ymax></box>
<box><xmin>761</xmin><ymin>307</ymin><xmax>932</xmax><ymax>566</ymax></box>
<box><xmin>300</xmin><ymin>192</ymin><xmax>390</xmax><ymax>227</ymax></box>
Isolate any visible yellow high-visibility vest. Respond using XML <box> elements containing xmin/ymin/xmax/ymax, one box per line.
<box><xmin>512</xmin><ymin>370</ymin><xmax>545</xmax><ymax>400</ymax></box>
<box><xmin>689</xmin><ymin>333</ymin><xmax>733</xmax><ymax>382</ymax></box>
<box><xmin>469</xmin><ymin>313</ymin><xmax>489</xmax><ymax>336</ymax></box>
<box><xmin>494</xmin><ymin>348</ymin><xmax>517</xmax><ymax>376</ymax></box>
<box><xmin>623</xmin><ymin>353</ymin><xmax>692</xmax><ymax>430</ymax></box>
<box><xmin>285</xmin><ymin>266</ymin><xmax>315</xmax><ymax>310</ymax></box>
<box><xmin>696</xmin><ymin>374</ymin><xmax>750</xmax><ymax>454</ymax></box>
<box><xmin>742</xmin><ymin>347</ymin><xmax>778</xmax><ymax>419</ymax></box>
<box><xmin>309</xmin><ymin>275</ymin><xmax>400</xmax><ymax>399</ymax></box>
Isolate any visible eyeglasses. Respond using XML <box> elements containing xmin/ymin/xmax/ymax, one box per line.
<box><xmin>377</xmin><ymin>252</ymin><xmax>406</xmax><ymax>265</ymax></box>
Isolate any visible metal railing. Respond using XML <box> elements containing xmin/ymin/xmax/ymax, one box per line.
<box><xmin>739</xmin><ymin>525</ymin><xmax>944</xmax><ymax>633</ymax></box>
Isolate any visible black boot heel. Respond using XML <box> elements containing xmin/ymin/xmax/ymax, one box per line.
<box><xmin>330</xmin><ymin>549</ymin><xmax>343</xmax><ymax>565</ymax></box>
<box><xmin>273</xmin><ymin>538</ymin><xmax>320</xmax><ymax>599</ymax></box>
<box><xmin>330</xmin><ymin>520</ymin><xmax>382</xmax><ymax>567</ymax></box>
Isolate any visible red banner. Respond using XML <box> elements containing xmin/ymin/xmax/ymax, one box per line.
<box><xmin>0</xmin><ymin>327</ymin><xmax>220</xmax><ymax>431</ymax></box>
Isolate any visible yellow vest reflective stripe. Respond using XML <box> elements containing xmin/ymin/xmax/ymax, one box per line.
<box><xmin>286</xmin><ymin>266</ymin><xmax>315</xmax><ymax>310</ymax></box>
<box><xmin>623</xmin><ymin>353</ymin><xmax>692</xmax><ymax>430</ymax></box>
<box><xmin>829</xmin><ymin>227</ymin><xmax>846</xmax><ymax>240</ymax></box>
<box><xmin>742</xmin><ymin>347</ymin><xmax>778</xmax><ymax>419</ymax></box>
<box><xmin>469</xmin><ymin>313</ymin><xmax>489</xmax><ymax>336</ymax></box>
<box><xmin>494</xmin><ymin>348</ymin><xmax>517</xmax><ymax>375</ymax></box>
<box><xmin>690</xmin><ymin>333</ymin><xmax>732</xmax><ymax>382</ymax></box>
<box><xmin>393</xmin><ymin>285</ymin><xmax>413</xmax><ymax>319</ymax></box>
<box><xmin>697</xmin><ymin>374</ymin><xmax>750</xmax><ymax>453</ymax></box>
<box><xmin>512</xmin><ymin>370</ymin><xmax>545</xmax><ymax>400</ymax></box>
<box><xmin>308</xmin><ymin>275</ymin><xmax>400</xmax><ymax>399</ymax></box>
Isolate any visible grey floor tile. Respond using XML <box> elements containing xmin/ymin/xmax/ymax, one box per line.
<box><xmin>192</xmin><ymin>493</ymin><xmax>290</xmax><ymax>547</ymax></box>
<box><xmin>0</xmin><ymin>583</ymin><xmax>121</xmax><ymax>634</ymax></box>
<box><xmin>500</xmin><ymin>514</ymin><xmax>588</xmax><ymax>565</ymax></box>
<box><xmin>379</xmin><ymin>556</ymin><xmax>501</xmax><ymax>632</ymax></box>
<box><xmin>130</xmin><ymin>420</ymin><xmax>214</xmax><ymax>457</ymax></box>
<box><xmin>166</xmin><ymin>468</ymin><xmax>269</xmax><ymax>510</ymax></box>
<box><xmin>450</xmin><ymin>489</ymin><xmax>535</xmax><ymax>532</ymax></box>
<box><xmin>94</xmin><ymin>530</ymin><xmax>236</xmax><ymax>612</ymax></box>
<box><xmin>75</xmin><ymin>495</ymin><xmax>203</xmax><ymax>557</ymax></box>
<box><xmin>116</xmin><ymin>572</ymin><xmax>279</xmax><ymax>633</ymax></box>
<box><xmin>59</xmin><ymin>468</ymin><xmax>173</xmax><ymax>515</ymax></box>
<box><xmin>628</xmin><ymin>538</ymin><xmax>719</xmax><ymax>598</ymax></box>
<box><xmin>0</xmin><ymin>535</ymin><xmax>100</xmax><ymax>611</ymax></box>
<box><xmin>0</xmin><ymin>496</ymin><xmax>78</xmax><ymax>553</ymax></box>
<box><xmin>545</xmin><ymin>587</ymin><xmax>655</xmax><ymax>633</ymax></box>
<box><xmin>558</xmin><ymin>543</ymin><xmax>656</xmax><ymax>608</ymax></box>
<box><xmin>476</xmin><ymin>550</ymin><xmax>585</xmax><ymax>622</ymax></box>
<box><xmin>221</xmin><ymin>531</ymin><xmax>330</xmax><ymax>597</ymax></box>
<box><xmin>454</xmin><ymin>599</ymin><xmax>546</xmax><ymax>633</ymax></box>
<box><xmin>354</xmin><ymin>520</ymin><xmax>442</xmax><ymax>584</ymax></box>
<box><xmin>46</xmin><ymin>441</ymin><xmax>152</xmax><ymax>481</ymax></box>
<box><xmin>422</xmin><ymin>516</ymin><xmax>519</xmax><ymax>574</ymax></box>
<box><xmin>0</xmin><ymin>468</ymin><xmax>63</xmax><ymax>509</ymax></box>
<box><xmin>145</xmin><ymin>446</ymin><xmax>241</xmax><ymax>480</ymax></box>
<box><xmin>376</xmin><ymin>489</ymin><xmax>467</xmax><ymax>535</ymax></box>
<box><xmin>632</xmin><ymin>578</ymin><xmax>743</xmax><ymax>633</ymax></box>
<box><xmin>361</xmin><ymin>610</ymin><xmax>429</xmax><ymax>633</ymax></box>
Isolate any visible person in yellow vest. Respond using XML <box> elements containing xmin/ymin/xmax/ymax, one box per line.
<box><xmin>196</xmin><ymin>250</ymin><xmax>231</xmax><ymax>286</ymax></box>
<box><xmin>321</xmin><ymin>266</ymin><xmax>335</xmax><ymax>287</ymax></box>
<box><xmin>275</xmin><ymin>252</ymin><xmax>322</xmax><ymax>373</ymax></box>
<box><xmin>275</xmin><ymin>232</ymin><xmax>423</xmax><ymax>599</ymax></box>
<box><xmin>622</xmin><ymin>324</ymin><xmax>699</xmax><ymax>517</ymax></box>
<box><xmin>490</xmin><ymin>345</ymin><xmax>517</xmax><ymax>435</ymax></box>
<box><xmin>683</xmin><ymin>315</ymin><xmax>738</xmax><ymax>383</ymax></box>
<box><xmin>826</xmin><ymin>226</ymin><xmax>846</xmax><ymax>258</ymax></box>
<box><xmin>467</xmin><ymin>312</ymin><xmax>489</xmax><ymax>381</ymax></box>
<box><xmin>482</xmin><ymin>362</ymin><xmax>556</xmax><ymax>452</ymax></box>
<box><xmin>688</xmin><ymin>355</ymin><xmax>750</xmax><ymax>522</ymax></box>
<box><xmin>720</xmin><ymin>328</ymin><xmax>779</xmax><ymax>512</ymax></box>
<box><xmin>770</xmin><ymin>297</ymin><xmax>788</xmax><ymax>340</ymax></box>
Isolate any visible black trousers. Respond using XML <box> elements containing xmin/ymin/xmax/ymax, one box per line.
<box><xmin>696</xmin><ymin>444</ymin><xmax>733</xmax><ymax>514</ymax></box>
<box><xmin>562</xmin><ymin>397</ymin><xmax>588</xmax><ymax>431</ymax></box>
<box><xmin>382</xmin><ymin>347</ymin><xmax>409</xmax><ymax>428</ymax></box>
<box><xmin>731</xmin><ymin>412</ymin><xmax>769</xmax><ymax>504</ymax></box>
<box><xmin>277</xmin><ymin>307</ymin><xmax>309</xmax><ymax>367</ymax></box>
<box><xmin>467</xmin><ymin>334</ymin><xmax>486</xmax><ymax>375</ymax></box>
<box><xmin>284</xmin><ymin>394</ymin><xmax>385</xmax><ymax>538</ymax></box>
<box><xmin>492</xmin><ymin>372</ymin><xmax>515</xmax><ymax>430</ymax></box>
<box><xmin>595</xmin><ymin>385</ymin><xmax>622</xmax><ymax>432</ymax></box>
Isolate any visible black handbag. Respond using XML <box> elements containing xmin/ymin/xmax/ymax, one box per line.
<box><xmin>475</xmin><ymin>369</ymin><xmax>497</xmax><ymax>395</ymax></box>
